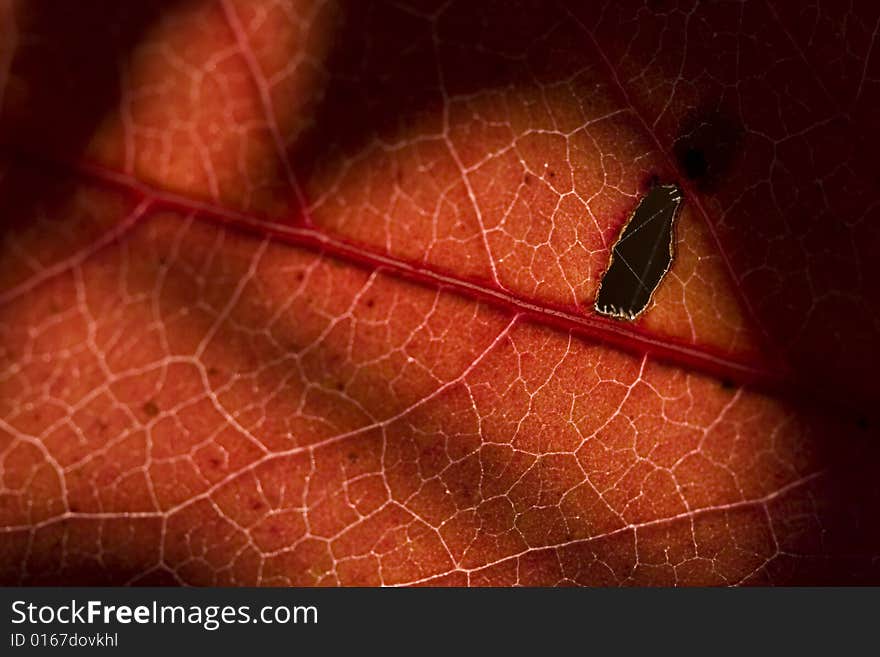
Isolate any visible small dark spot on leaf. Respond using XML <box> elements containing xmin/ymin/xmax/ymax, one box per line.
<box><xmin>208</xmin><ymin>457</ymin><xmax>222</xmax><ymax>468</ymax></box>
<box><xmin>856</xmin><ymin>415</ymin><xmax>870</xmax><ymax>431</ymax></box>
<box><xmin>142</xmin><ymin>400</ymin><xmax>159</xmax><ymax>417</ymax></box>
<box><xmin>347</xmin><ymin>452</ymin><xmax>359</xmax><ymax>463</ymax></box>
<box><xmin>720</xmin><ymin>379</ymin><xmax>735</xmax><ymax>390</ymax></box>
<box><xmin>548</xmin><ymin>169</ymin><xmax>556</xmax><ymax>178</ymax></box>
<box><xmin>673</xmin><ymin>109</ymin><xmax>744</xmax><ymax>191</ymax></box>
<box><xmin>462</xmin><ymin>485</ymin><xmax>479</xmax><ymax>505</ymax></box>
<box><xmin>524</xmin><ymin>172</ymin><xmax>535</xmax><ymax>186</ymax></box>
<box><xmin>680</xmin><ymin>147</ymin><xmax>708</xmax><ymax>180</ymax></box>
<box><xmin>365</xmin><ymin>299</ymin><xmax>375</xmax><ymax>308</ymax></box>
<box><xmin>207</xmin><ymin>366</ymin><xmax>220</xmax><ymax>377</ymax></box>
<box><xmin>250</xmin><ymin>500</ymin><xmax>264</xmax><ymax>511</ymax></box>
<box><xmin>336</xmin><ymin>381</ymin><xmax>345</xmax><ymax>391</ymax></box>
<box><xmin>295</xmin><ymin>271</ymin><xmax>305</xmax><ymax>282</ymax></box>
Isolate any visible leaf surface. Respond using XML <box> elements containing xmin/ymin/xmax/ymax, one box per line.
<box><xmin>1</xmin><ymin>0</ymin><xmax>878</xmax><ymax>585</ymax></box>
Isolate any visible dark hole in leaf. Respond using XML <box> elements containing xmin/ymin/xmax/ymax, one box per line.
<box><xmin>594</xmin><ymin>184</ymin><xmax>683</xmax><ymax>321</ymax></box>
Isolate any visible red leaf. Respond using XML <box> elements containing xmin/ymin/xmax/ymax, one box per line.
<box><xmin>1</xmin><ymin>0</ymin><xmax>878</xmax><ymax>585</ymax></box>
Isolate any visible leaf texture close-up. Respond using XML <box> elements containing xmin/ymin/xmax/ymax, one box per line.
<box><xmin>1</xmin><ymin>0</ymin><xmax>879</xmax><ymax>586</ymax></box>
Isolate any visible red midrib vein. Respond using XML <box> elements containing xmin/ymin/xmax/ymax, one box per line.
<box><xmin>5</xmin><ymin>147</ymin><xmax>792</xmax><ymax>395</ymax></box>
